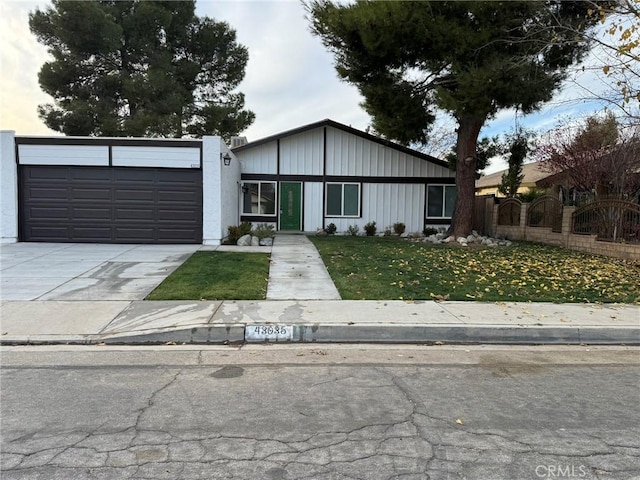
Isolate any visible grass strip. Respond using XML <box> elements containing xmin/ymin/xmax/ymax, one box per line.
<box><xmin>147</xmin><ymin>251</ymin><xmax>270</xmax><ymax>300</ymax></box>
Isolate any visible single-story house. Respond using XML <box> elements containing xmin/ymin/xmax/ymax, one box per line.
<box><xmin>0</xmin><ymin>119</ymin><xmax>455</xmax><ymax>245</ymax></box>
<box><xmin>475</xmin><ymin>162</ymin><xmax>551</xmax><ymax>197</ymax></box>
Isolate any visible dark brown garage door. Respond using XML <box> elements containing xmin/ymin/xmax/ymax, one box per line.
<box><xmin>20</xmin><ymin>166</ymin><xmax>203</xmax><ymax>243</ymax></box>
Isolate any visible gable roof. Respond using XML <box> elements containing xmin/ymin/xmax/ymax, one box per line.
<box><xmin>475</xmin><ymin>162</ymin><xmax>551</xmax><ymax>189</ymax></box>
<box><xmin>231</xmin><ymin>119</ymin><xmax>449</xmax><ymax>169</ymax></box>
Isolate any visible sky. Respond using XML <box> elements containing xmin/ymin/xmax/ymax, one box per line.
<box><xmin>0</xmin><ymin>0</ymin><xmax>629</xmax><ymax>174</ymax></box>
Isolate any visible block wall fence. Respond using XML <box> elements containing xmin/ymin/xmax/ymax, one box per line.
<box><xmin>478</xmin><ymin>197</ymin><xmax>640</xmax><ymax>261</ymax></box>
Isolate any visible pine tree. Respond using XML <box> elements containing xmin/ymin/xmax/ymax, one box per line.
<box><xmin>29</xmin><ymin>0</ymin><xmax>254</xmax><ymax>140</ymax></box>
<box><xmin>307</xmin><ymin>1</ymin><xmax>604</xmax><ymax>236</ymax></box>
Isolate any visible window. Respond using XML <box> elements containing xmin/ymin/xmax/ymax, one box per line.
<box><xmin>427</xmin><ymin>185</ymin><xmax>456</xmax><ymax>218</ymax></box>
<box><xmin>242</xmin><ymin>182</ymin><xmax>276</xmax><ymax>215</ymax></box>
<box><xmin>326</xmin><ymin>183</ymin><xmax>360</xmax><ymax>217</ymax></box>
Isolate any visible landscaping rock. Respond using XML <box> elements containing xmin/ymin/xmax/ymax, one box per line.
<box><xmin>251</xmin><ymin>236</ymin><xmax>260</xmax><ymax>246</ymax></box>
<box><xmin>442</xmin><ymin>236</ymin><xmax>453</xmax><ymax>243</ymax></box>
<box><xmin>237</xmin><ymin>234</ymin><xmax>252</xmax><ymax>246</ymax></box>
<box><xmin>457</xmin><ymin>237</ymin><xmax>467</xmax><ymax>245</ymax></box>
<box><xmin>400</xmin><ymin>232</ymin><xmax>409</xmax><ymax>238</ymax></box>
<box><xmin>466</xmin><ymin>234</ymin><xmax>476</xmax><ymax>243</ymax></box>
<box><xmin>316</xmin><ymin>229</ymin><xmax>328</xmax><ymax>237</ymax></box>
<box><xmin>259</xmin><ymin>237</ymin><xmax>273</xmax><ymax>247</ymax></box>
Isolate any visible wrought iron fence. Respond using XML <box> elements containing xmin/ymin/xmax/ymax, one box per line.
<box><xmin>572</xmin><ymin>199</ymin><xmax>640</xmax><ymax>243</ymax></box>
<box><xmin>497</xmin><ymin>198</ymin><xmax>522</xmax><ymax>226</ymax></box>
<box><xmin>527</xmin><ymin>195</ymin><xmax>563</xmax><ymax>233</ymax></box>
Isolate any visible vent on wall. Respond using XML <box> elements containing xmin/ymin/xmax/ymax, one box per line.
<box><xmin>230</xmin><ymin>136</ymin><xmax>248</xmax><ymax>148</ymax></box>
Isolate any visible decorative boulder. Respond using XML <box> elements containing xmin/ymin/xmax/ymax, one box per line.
<box><xmin>251</xmin><ymin>236</ymin><xmax>260</xmax><ymax>246</ymax></box>
<box><xmin>466</xmin><ymin>234</ymin><xmax>476</xmax><ymax>243</ymax></box>
<box><xmin>237</xmin><ymin>234</ymin><xmax>252</xmax><ymax>246</ymax></box>
<box><xmin>259</xmin><ymin>237</ymin><xmax>273</xmax><ymax>246</ymax></box>
<box><xmin>316</xmin><ymin>229</ymin><xmax>328</xmax><ymax>237</ymax></box>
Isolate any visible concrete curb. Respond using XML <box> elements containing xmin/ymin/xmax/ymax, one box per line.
<box><xmin>2</xmin><ymin>324</ymin><xmax>638</xmax><ymax>346</ymax></box>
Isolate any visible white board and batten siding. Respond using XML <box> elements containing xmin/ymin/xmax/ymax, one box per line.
<box><xmin>326</xmin><ymin>127</ymin><xmax>450</xmax><ymax>177</ymax></box>
<box><xmin>303</xmin><ymin>182</ymin><xmax>324</xmax><ymax>231</ymax></box>
<box><xmin>239</xmin><ymin>142</ymin><xmax>277</xmax><ymax>174</ymax></box>
<box><xmin>280</xmin><ymin>129</ymin><xmax>324</xmax><ymax>176</ymax></box>
<box><xmin>18</xmin><ymin>144</ymin><xmax>109</xmax><ymax>166</ymax></box>
<box><xmin>112</xmin><ymin>146</ymin><xmax>200</xmax><ymax>168</ymax></box>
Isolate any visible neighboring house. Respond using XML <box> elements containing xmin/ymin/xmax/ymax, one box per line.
<box><xmin>475</xmin><ymin>162</ymin><xmax>551</xmax><ymax>197</ymax></box>
<box><xmin>233</xmin><ymin>119</ymin><xmax>455</xmax><ymax>233</ymax></box>
<box><xmin>0</xmin><ymin>120</ymin><xmax>453</xmax><ymax>245</ymax></box>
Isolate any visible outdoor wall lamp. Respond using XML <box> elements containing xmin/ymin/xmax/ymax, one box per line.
<box><xmin>221</xmin><ymin>152</ymin><xmax>232</xmax><ymax>166</ymax></box>
<box><xmin>241</xmin><ymin>184</ymin><xmax>249</xmax><ymax>194</ymax></box>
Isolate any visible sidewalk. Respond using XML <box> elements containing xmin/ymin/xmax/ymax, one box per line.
<box><xmin>1</xmin><ymin>300</ymin><xmax>638</xmax><ymax>345</ymax></box>
<box><xmin>1</xmin><ymin>234</ymin><xmax>638</xmax><ymax>346</ymax></box>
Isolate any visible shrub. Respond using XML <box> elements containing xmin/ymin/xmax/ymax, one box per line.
<box><xmin>239</xmin><ymin>221</ymin><xmax>253</xmax><ymax>236</ymax></box>
<box><xmin>325</xmin><ymin>223</ymin><xmax>337</xmax><ymax>235</ymax></box>
<box><xmin>383</xmin><ymin>226</ymin><xmax>392</xmax><ymax>236</ymax></box>
<box><xmin>423</xmin><ymin>227</ymin><xmax>438</xmax><ymax>236</ymax></box>
<box><xmin>225</xmin><ymin>221</ymin><xmax>253</xmax><ymax>244</ymax></box>
<box><xmin>364</xmin><ymin>221</ymin><xmax>377</xmax><ymax>236</ymax></box>
<box><xmin>393</xmin><ymin>222</ymin><xmax>406</xmax><ymax>235</ymax></box>
<box><xmin>347</xmin><ymin>224</ymin><xmax>360</xmax><ymax>236</ymax></box>
<box><xmin>253</xmin><ymin>223</ymin><xmax>275</xmax><ymax>240</ymax></box>
<box><xmin>225</xmin><ymin>225</ymin><xmax>242</xmax><ymax>244</ymax></box>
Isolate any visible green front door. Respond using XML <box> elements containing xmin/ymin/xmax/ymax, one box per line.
<box><xmin>279</xmin><ymin>182</ymin><xmax>302</xmax><ymax>231</ymax></box>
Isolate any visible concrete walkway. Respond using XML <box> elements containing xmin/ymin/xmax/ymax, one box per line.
<box><xmin>266</xmin><ymin>234</ymin><xmax>341</xmax><ymax>300</ymax></box>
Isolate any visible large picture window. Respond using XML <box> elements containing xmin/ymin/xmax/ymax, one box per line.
<box><xmin>427</xmin><ymin>185</ymin><xmax>456</xmax><ymax>218</ymax></box>
<box><xmin>242</xmin><ymin>182</ymin><xmax>276</xmax><ymax>215</ymax></box>
<box><xmin>326</xmin><ymin>183</ymin><xmax>360</xmax><ymax>217</ymax></box>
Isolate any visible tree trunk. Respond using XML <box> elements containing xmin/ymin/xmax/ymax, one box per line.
<box><xmin>451</xmin><ymin>115</ymin><xmax>485</xmax><ymax>237</ymax></box>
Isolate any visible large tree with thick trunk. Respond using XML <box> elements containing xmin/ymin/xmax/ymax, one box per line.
<box><xmin>30</xmin><ymin>0</ymin><xmax>254</xmax><ymax>140</ymax></box>
<box><xmin>307</xmin><ymin>0</ymin><xmax>604</xmax><ymax>236</ymax></box>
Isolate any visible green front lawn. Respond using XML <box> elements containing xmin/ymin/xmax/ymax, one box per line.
<box><xmin>147</xmin><ymin>252</ymin><xmax>270</xmax><ymax>300</ymax></box>
<box><xmin>309</xmin><ymin>236</ymin><xmax>640</xmax><ymax>303</ymax></box>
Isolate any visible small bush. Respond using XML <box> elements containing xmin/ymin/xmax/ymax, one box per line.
<box><xmin>225</xmin><ymin>225</ymin><xmax>242</xmax><ymax>244</ymax></box>
<box><xmin>225</xmin><ymin>221</ymin><xmax>253</xmax><ymax>244</ymax></box>
<box><xmin>253</xmin><ymin>223</ymin><xmax>275</xmax><ymax>240</ymax></box>
<box><xmin>423</xmin><ymin>227</ymin><xmax>438</xmax><ymax>236</ymax></box>
<box><xmin>347</xmin><ymin>224</ymin><xmax>360</xmax><ymax>236</ymax></box>
<box><xmin>384</xmin><ymin>227</ymin><xmax>392</xmax><ymax>236</ymax></box>
<box><xmin>325</xmin><ymin>223</ymin><xmax>337</xmax><ymax>235</ymax></box>
<box><xmin>364</xmin><ymin>221</ymin><xmax>377</xmax><ymax>236</ymax></box>
<box><xmin>239</xmin><ymin>221</ymin><xmax>253</xmax><ymax>236</ymax></box>
<box><xmin>393</xmin><ymin>222</ymin><xmax>406</xmax><ymax>235</ymax></box>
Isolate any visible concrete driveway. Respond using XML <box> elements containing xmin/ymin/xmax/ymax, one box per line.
<box><xmin>0</xmin><ymin>243</ymin><xmax>200</xmax><ymax>301</ymax></box>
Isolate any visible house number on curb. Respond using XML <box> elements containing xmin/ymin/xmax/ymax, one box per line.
<box><xmin>245</xmin><ymin>325</ymin><xmax>294</xmax><ymax>341</ymax></box>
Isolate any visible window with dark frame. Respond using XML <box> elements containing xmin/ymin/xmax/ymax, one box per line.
<box><xmin>326</xmin><ymin>182</ymin><xmax>360</xmax><ymax>217</ymax></box>
<box><xmin>242</xmin><ymin>182</ymin><xmax>276</xmax><ymax>215</ymax></box>
<box><xmin>427</xmin><ymin>185</ymin><xmax>456</xmax><ymax>218</ymax></box>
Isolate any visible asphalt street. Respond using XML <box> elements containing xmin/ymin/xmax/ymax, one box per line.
<box><xmin>1</xmin><ymin>345</ymin><xmax>639</xmax><ymax>480</ymax></box>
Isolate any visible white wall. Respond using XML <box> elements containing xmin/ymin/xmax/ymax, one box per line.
<box><xmin>219</xmin><ymin>141</ymin><xmax>241</xmax><ymax>240</ymax></box>
<box><xmin>280</xmin><ymin>129</ymin><xmax>323</xmax><ymax>175</ymax></box>
<box><xmin>112</xmin><ymin>146</ymin><xmax>200</xmax><ymax>168</ymax></box>
<box><xmin>327</xmin><ymin>183</ymin><xmax>425</xmax><ymax>234</ymax></box>
<box><xmin>202</xmin><ymin>136</ymin><xmax>240</xmax><ymax>245</ymax></box>
<box><xmin>0</xmin><ymin>131</ymin><xmax>18</xmax><ymax>243</ymax></box>
<box><xmin>326</xmin><ymin>127</ymin><xmax>450</xmax><ymax>178</ymax></box>
<box><xmin>239</xmin><ymin>142</ymin><xmax>277</xmax><ymax>174</ymax></box>
<box><xmin>18</xmin><ymin>144</ymin><xmax>109</xmax><ymax>166</ymax></box>
<box><xmin>303</xmin><ymin>182</ymin><xmax>324</xmax><ymax>231</ymax></box>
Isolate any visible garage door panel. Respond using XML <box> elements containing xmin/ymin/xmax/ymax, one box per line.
<box><xmin>115</xmin><ymin>188</ymin><xmax>156</xmax><ymax>202</ymax></box>
<box><xmin>20</xmin><ymin>166</ymin><xmax>202</xmax><ymax>243</ymax></box>
<box><xmin>28</xmin><ymin>207</ymin><xmax>70</xmax><ymax>220</ymax></box>
<box><xmin>157</xmin><ymin>190</ymin><xmax>200</xmax><ymax>204</ymax></box>
<box><xmin>72</xmin><ymin>227</ymin><xmax>114</xmax><ymax>240</ymax></box>
<box><xmin>72</xmin><ymin>207</ymin><xmax>112</xmax><ymax>220</ymax></box>
<box><xmin>26</xmin><ymin>186</ymin><xmax>69</xmax><ymax>200</ymax></box>
<box><xmin>27</xmin><ymin>226</ymin><xmax>70</xmax><ymax>241</ymax></box>
<box><xmin>115</xmin><ymin>207</ymin><xmax>155</xmax><ymax>220</ymax></box>
<box><xmin>72</xmin><ymin>188</ymin><xmax>111</xmax><ymax>201</ymax></box>
<box><xmin>158</xmin><ymin>208</ymin><xmax>200</xmax><ymax>222</ymax></box>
